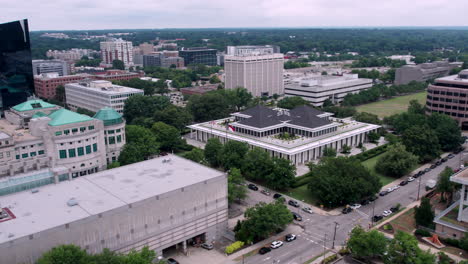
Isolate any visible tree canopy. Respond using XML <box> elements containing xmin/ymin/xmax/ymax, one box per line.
<box><xmin>376</xmin><ymin>143</ymin><xmax>418</xmax><ymax>177</ymax></box>
<box><xmin>384</xmin><ymin>231</ymin><xmax>436</xmax><ymax>264</ymax></box>
<box><xmin>348</xmin><ymin>226</ymin><xmax>388</xmax><ymax>261</ymax></box>
<box><xmin>277</xmin><ymin>96</ymin><xmax>309</xmax><ymax>109</ymax></box>
<box><xmin>227</xmin><ymin>168</ymin><xmax>247</xmax><ymax>204</ymax></box>
<box><xmin>414</xmin><ymin>198</ymin><xmax>435</xmax><ymax>229</ymax></box>
<box><xmin>118</xmin><ymin>125</ymin><xmax>159</xmax><ymax>165</ymax></box>
<box><xmin>123</xmin><ymin>94</ymin><xmax>171</xmax><ymax>124</ymax></box>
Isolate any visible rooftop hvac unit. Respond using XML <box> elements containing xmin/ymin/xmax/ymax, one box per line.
<box><xmin>67</xmin><ymin>198</ymin><xmax>79</xmax><ymax>207</ymax></box>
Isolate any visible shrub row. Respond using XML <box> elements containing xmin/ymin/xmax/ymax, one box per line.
<box><xmin>440</xmin><ymin>237</ymin><xmax>460</xmax><ymax>248</ymax></box>
<box><xmin>225</xmin><ymin>241</ymin><xmax>245</xmax><ymax>254</ymax></box>
<box><xmin>292</xmin><ymin>174</ymin><xmax>312</xmax><ymax>188</ymax></box>
<box><xmin>321</xmin><ymin>254</ymin><xmax>338</xmax><ymax>264</ymax></box>
<box><xmin>354</xmin><ymin>144</ymin><xmax>389</xmax><ymax>162</ymax></box>
<box><xmin>414</xmin><ymin>229</ymin><xmax>431</xmax><ymax>237</ymax></box>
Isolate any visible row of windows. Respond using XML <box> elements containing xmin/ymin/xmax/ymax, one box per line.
<box><xmin>0</xmin><ymin>151</ymin><xmax>11</xmax><ymax>159</ymax></box>
<box><xmin>105</xmin><ymin>135</ymin><xmax>122</xmax><ymax>145</ymax></box>
<box><xmin>110</xmin><ymin>93</ymin><xmax>141</xmax><ymax>99</ymax></box>
<box><xmin>55</xmin><ymin>125</ymin><xmax>95</xmax><ymax>136</ymax></box>
<box><xmin>105</xmin><ymin>129</ymin><xmax>121</xmax><ymax>135</ymax></box>
<box><xmin>429</xmin><ymin>109</ymin><xmax>466</xmax><ymax>118</ymax></box>
<box><xmin>427</xmin><ymin>96</ymin><xmax>467</xmax><ymax>104</ymax></box>
<box><xmin>15</xmin><ymin>150</ymin><xmax>45</xmax><ymax>160</ymax></box>
<box><xmin>427</xmin><ymin>102</ymin><xmax>468</xmax><ymax>111</ymax></box>
<box><xmin>58</xmin><ymin>143</ymin><xmax>98</xmax><ymax>159</ymax></box>
<box><xmin>428</xmin><ymin>90</ymin><xmax>468</xmax><ymax>97</ymax></box>
<box><xmin>59</xmin><ymin>137</ymin><xmax>97</xmax><ymax>146</ymax></box>
<box><xmin>14</xmin><ymin>143</ymin><xmax>43</xmax><ymax>151</ymax></box>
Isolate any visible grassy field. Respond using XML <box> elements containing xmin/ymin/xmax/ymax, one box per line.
<box><xmin>286</xmin><ymin>184</ymin><xmax>319</xmax><ymax>206</ymax></box>
<box><xmin>361</xmin><ymin>153</ymin><xmax>396</xmax><ymax>186</ymax></box>
<box><xmin>356</xmin><ymin>92</ymin><xmax>427</xmax><ymax>118</ymax></box>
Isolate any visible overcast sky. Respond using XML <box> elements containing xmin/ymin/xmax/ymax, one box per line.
<box><xmin>2</xmin><ymin>0</ymin><xmax>468</xmax><ymax>31</ymax></box>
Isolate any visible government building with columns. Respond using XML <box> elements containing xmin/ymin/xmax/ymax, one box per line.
<box><xmin>188</xmin><ymin>105</ymin><xmax>380</xmax><ymax>165</ymax></box>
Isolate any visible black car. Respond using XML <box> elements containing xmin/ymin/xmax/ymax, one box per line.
<box><xmin>424</xmin><ymin>168</ymin><xmax>431</xmax><ymax>173</ymax></box>
<box><xmin>342</xmin><ymin>207</ymin><xmax>353</xmax><ymax>214</ymax></box>
<box><xmin>430</xmin><ymin>164</ymin><xmax>437</xmax><ymax>169</ymax></box>
<box><xmin>400</xmin><ymin>180</ymin><xmax>408</xmax><ymax>186</ymax></box>
<box><xmin>288</xmin><ymin>200</ymin><xmax>300</xmax><ymax>207</ymax></box>
<box><xmin>379</xmin><ymin>191</ymin><xmax>388</xmax><ymax>196</ymax></box>
<box><xmin>390</xmin><ymin>207</ymin><xmax>398</xmax><ymax>212</ymax></box>
<box><xmin>369</xmin><ymin>196</ymin><xmax>378</xmax><ymax>202</ymax></box>
<box><xmin>273</xmin><ymin>193</ymin><xmax>282</xmax><ymax>199</ymax></box>
<box><xmin>373</xmin><ymin>215</ymin><xmax>383</xmax><ymax>222</ymax></box>
<box><xmin>413</xmin><ymin>173</ymin><xmax>420</xmax><ymax>179</ymax></box>
<box><xmin>292</xmin><ymin>212</ymin><xmax>303</xmax><ymax>221</ymax></box>
<box><xmin>259</xmin><ymin>247</ymin><xmax>271</xmax><ymax>255</ymax></box>
<box><xmin>248</xmin><ymin>184</ymin><xmax>258</xmax><ymax>191</ymax></box>
<box><xmin>448</xmin><ymin>154</ymin><xmax>456</xmax><ymax>159</ymax></box>
<box><xmin>435</xmin><ymin>160</ymin><xmax>442</xmax><ymax>166</ymax></box>
<box><xmin>361</xmin><ymin>199</ymin><xmax>370</xmax><ymax>205</ymax></box>
<box><xmin>441</xmin><ymin>158</ymin><xmax>448</xmax><ymax>162</ymax></box>
<box><xmin>167</xmin><ymin>258</ymin><xmax>179</xmax><ymax>264</ymax></box>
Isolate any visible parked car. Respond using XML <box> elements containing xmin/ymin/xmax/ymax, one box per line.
<box><xmin>400</xmin><ymin>180</ymin><xmax>408</xmax><ymax>186</ymax></box>
<box><xmin>392</xmin><ymin>185</ymin><xmax>400</xmax><ymax>190</ymax></box>
<box><xmin>408</xmin><ymin>176</ymin><xmax>415</xmax><ymax>182</ymax></box>
<box><xmin>288</xmin><ymin>200</ymin><xmax>300</xmax><ymax>207</ymax></box>
<box><xmin>373</xmin><ymin>215</ymin><xmax>383</xmax><ymax>222</ymax></box>
<box><xmin>448</xmin><ymin>154</ymin><xmax>455</xmax><ymax>159</ymax></box>
<box><xmin>350</xmin><ymin>204</ymin><xmax>361</xmax><ymax>210</ymax></box>
<box><xmin>424</xmin><ymin>168</ymin><xmax>431</xmax><ymax>173</ymax></box>
<box><xmin>435</xmin><ymin>160</ymin><xmax>442</xmax><ymax>166</ymax></box>
<box><xmin>166</xmin><ymin>258</ymin><xmax>179</xmax><ymax>264</ymax></box>
<box><xmin>261</xmin><ymin>189</ymin><xmax>271</xmax><ymax>196</ymax></box>
<box><xmin>441</xmin><ymin>158</ymin><xmax>448</xmax><ymax>162</ymax></box>
<box><xmin>382</xmin><ymin>210</ymin><xmax>392</xmax><ymax>217</ymax></box>
<box><xmin>430</xmin><ymin>164</ymin><xmax>437</xmax><ymax>169</ymax></box>
<box><xmin>342</xmin><ymin>207</ymin><xmax>353</xmax><ymax>214</ymax></box>
<box><xmin>285</xmin><ymin>234</ymin><xmax>297</xmax><ymax>242</ymax></box>
<box><xmin>369</xmin><ymin>196</ymin><xmax>378</xmax><ymax>202</ymax></box>
<box><xmin>201</xmin><ymin>243</ymin><xmax>213</xmax><ymax>250</ymax></box>
<box><xmin>390</xmin><ymin>207</ymin><xmax>399</xmax><ymax>213</ymax></box>
<box><xmin>302</xmin><ymin>207</ymin><xmax>314</xmax><ymax>214</ymax></box>
<box><xmin>259</xmin><ymin>247</ymin><xmax>271</xmax><ymax>255</ymax></box>
<box><xmin>386</xmin><ymin>187</ymin><xmax>394</xmax><ymax>193</ymax></box>
<box><xmin>270</xmin><ymin>241</ymin><xmax>284</xmax><ymax>249</ymax></box>
<box><xmin>413</xmin><ymin>173</ymin><xmax>420</xmax><ymax>179</ymax></box>
<box><xmin>379</xmin><ymin>191</ymin><xmax>388</xmax><ymax>196</ymax></box>
<box><xmin>273</xmin><ymin>193</ymin><xmax>282</xmax><ymax>199</ymax></box>
<box><xmin>361</xmin><ymin>199</ymin><xmax>370</xmax><ymax>205</ymax></box>
<box><xmin>292</xmin><ymin>212</ymin><xmax>303</xmax><ymax>221</ymax></box>
<box><xmin>248</xmin><ymin>184</ymin><xmax>258</xmax><ymax>191</ymax></box>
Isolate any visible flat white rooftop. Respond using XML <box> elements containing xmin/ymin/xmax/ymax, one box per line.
<box><xmin>0</xmin><ymin>155</ymin><xmax>224</xmax><ymax>244</ymax></box>
<box><xmin>436</xmin><ymin>74</ymin><xmax>468</xmax><ymax>84</ymax></box>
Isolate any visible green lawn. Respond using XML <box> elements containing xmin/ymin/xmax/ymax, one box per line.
<box><xmin>356</xmin><ymin>92</ymin><xmax>427</xmax><ymax>118</ymax></box>
<box><xmin>361</xmin><ymin>153</ymin><xmax>396</xmax><ymax>186</ymax></box>
<box><xmin>286</xmin><ymin>184</ymin><xmax>319</xmax><ymax>206</ymax></box>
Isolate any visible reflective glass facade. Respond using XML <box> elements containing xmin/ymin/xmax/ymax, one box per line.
<box><xmin>179</xmin><ymin>48</ymin><xmax>217</xmax><ymax>66</ymax></box>
<box><xmin>0</xmin><ymin>19</ymin><xmax>34</xmax><ymax>114</ymax></box>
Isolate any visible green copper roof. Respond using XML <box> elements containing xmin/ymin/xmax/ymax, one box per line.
<box><xmin>48</xmin><ymin>109</ymin><xmax>94</xmax><ymax>126</ymax></box>
<box><xmin>93</xmin><ymin>107</ymin><xmax>123</xmax><ymax>126</ymax></box>
<box><xmin>32</xmin><ymin>111</ymin><xmax>47</xmax><ymax>118</ymax></box>
<box><xmin>12</xmin><ymin>99</ymin><xmax>57</xmax><ymax>112</ymax></box>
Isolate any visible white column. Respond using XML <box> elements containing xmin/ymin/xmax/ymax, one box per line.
<box><xmin>458</xmin><ymin>184</ymin><xmax>466</xmax><ymax>221</ymax></box>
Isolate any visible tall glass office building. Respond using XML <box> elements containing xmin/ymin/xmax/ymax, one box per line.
<box><xmin>0</xmin><ymin>19</ymin><xmax>34</xmax><ymax>114</ymax></box>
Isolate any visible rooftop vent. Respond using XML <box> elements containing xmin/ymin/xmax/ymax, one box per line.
<box><xmin>67</xmin><ymin>198</ymin><xmax>79</xmax><ymax>207</ymax></box>
<box><xmin>31</xmin><ymin>189</ymin><xmax>39</xmax><ymax>194</ymax></box>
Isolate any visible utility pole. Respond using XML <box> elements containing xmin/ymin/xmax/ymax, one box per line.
<box><xmin>416</xmin><ymin>174</ymin><xmax>422</xmax><ymax>201</ymax></box>
<box><xmin>323</xmin><ymin>234</ymin><xmax>327</xmax><ymax>262</ymax></box>
<box><xmin>332</xmin><ymin>221</ymin><xmax>339</xmax><ymax>249</ymax></box>
<box><xmin>371</xmin><ymin>197</ymin><xmax>376</xmax><ymax>227</ymax></box>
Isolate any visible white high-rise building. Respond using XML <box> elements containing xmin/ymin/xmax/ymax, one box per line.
<box><xmin>100</xmin><ymin>39</ymin><xmax>134</xmax><ymax>67</ymax></box>
<box><xmin>65</xmin><ymin>80</ymin><xmax>144</xmax><ymax>113</ymax></box>
<box><xmin>226</xmin><ymin>45</ymin><xmax>280</xmax><ymax>56</ymax></box>
<box><xmin>224</xmin><ymin>53</ymin><xmax>284</xmax><ymax>97</ymax></box>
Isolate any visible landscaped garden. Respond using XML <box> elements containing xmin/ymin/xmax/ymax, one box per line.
<box><xmin>361</xmin><ymin>153</ymin><xmax>396</xmax><ymax>186</ymax></box>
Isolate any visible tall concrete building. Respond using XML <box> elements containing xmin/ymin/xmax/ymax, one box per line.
<box><xmin>100</xmin><ymin>39</ymin><xmax>134</xmax><ymax>68</ymax></box>
<box><xmin>226</xmin><ymin>45</ymin><xmax>280</xmax><ymax>56</ymax></box>
<box><xmin>426</xmin><ymin>70</ymin><xmax>468</xmax><ymax>128</ymax></box>
<box><xmin>32</xmin><ymin>59</ymin><xmax>69</xmax><ymax>76</ymax></box>
<box><xmin>395</xmin><ymin>61</ymin><xmax>456</xmax><ymax>85</ymax></box>
<box><xmin>65</xmin><ymin>80</ymin><xmax>144</xmax><ymax>113</ymax></box>
<box><xmin>284</xmin><ymin>74</ymin><xmax>373</xmax><ymax>106</ymax></box>
<box><xmin>0</xmin><ymin>155</ymin><xmax>227</xmax><ymax>264</ymax></box>
<box><xmin>224</xmin><ymin>53</ymin><xmax>284</xmax><ymax>97</ymax></box>
<box><xmin>0</xmin><ymin>19</ymin><xmax>34</xmax><ymax>113</ymax></box>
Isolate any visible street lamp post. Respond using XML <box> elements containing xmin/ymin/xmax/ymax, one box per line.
<box><xmin>332</xmin><ymin>221</ymin><xmax>339</xmax><ymax>249</ymax></box>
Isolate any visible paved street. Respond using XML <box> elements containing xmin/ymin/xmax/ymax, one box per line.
<box><xmin>234</xmin><ymin>151</ymin><xmax>466</xmax><ymax>264</ymax></box>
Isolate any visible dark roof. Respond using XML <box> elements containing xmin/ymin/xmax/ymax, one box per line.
<box><xmin>236</xmin><ymin>105</ymin><xmax>331</xmax><ymax>129</ymax></box>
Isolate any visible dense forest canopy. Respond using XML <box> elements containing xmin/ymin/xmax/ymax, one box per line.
<box><xmin>30</xmin><ymin>28</ymin><xmax>468</xmax><ymax>59</ymax></box>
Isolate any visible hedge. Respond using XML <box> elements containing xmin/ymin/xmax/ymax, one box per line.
<box><xmin>440</xmin><ymin>237</ymin><xmax>459</xmax><ymax>248</ymax></box>
<box><xmin>292</xmin><ymin>174</ymin><xmax>312</xmax><ymax>188</ymax></box>
<box><xmin>414</xmin><ymin>229</ymin><xmax>431</xmax><ymax>237</ymax></box>
<box><xmin>225</xmin><ymin>241</ymin><xmax>245</xmax><ymax>254</ymax></box>
<box><xmin>321</xmin><ymin>254</ymin><xmax>338</xmax><ymax>264</ymax></box>
<box><xmin>353</xmin><ymin>144</ymin><xmax>389</xmax><ymax>162</ymax></box>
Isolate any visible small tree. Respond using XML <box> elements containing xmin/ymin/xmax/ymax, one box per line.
<box><xmin>367</xmin><ymin>132</ymin><xmax>380</xmax><ymax>144</ymax></box>
<box><xmin>182</xmin><ymin>148</ymin><xmax>205</xmax><ymax>164</ymax></box>
<box><xmin>228</xmin><ymin>168</ymin><xmax>247</xmax><ymax>204</ymax></box>
<box><xmin>341</xmin><ymin>145</ymin><xmax>351</xmax><ymax>154</ymax></box>
<box><xmin>376</xmin><ymin>143</ymin><xmax>418</xmax><ymax>177</ymax></box>
<box><xmin>204</xmin><ymin>138</ymin><xmax>224</xmax><ymax>167</ymax></box>
<box><xmin>37</xmin><ymin>245</ymin><xmax>90</xmax><ymax>264</ymax></box>
<box><xmin>323</xmin><ymin>147</ymin><xmax>337</xmax><ymax>158</ymax></box>
<box><xmin>347</xmin><ymin>226</ymin><xmax>388</xmax><ymax>261</ymax></box>
<box><xmin>414</xmin><ymin>198</ymin><xmax>435</xmax><ymax>229</ymax></box>
<box><xmin>112</xmin><ymin>59</ymin><xmax>125</xmax><ymax>70</ymax></box>
<box><xmin>436</xmin><ymin>167</ymin><xmax>456</xmax><ymax>203</ymax></box>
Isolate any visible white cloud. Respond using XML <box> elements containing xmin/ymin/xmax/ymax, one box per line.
<box><xmin>1</xmin><ymin>0</ymin><xmax>467</xmax><ymax>30</ymax></box>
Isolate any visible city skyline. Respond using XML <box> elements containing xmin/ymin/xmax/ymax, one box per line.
<box><xmin>2</xmin><ymin>0</ymin><xmax>468</xmax><ymax>30</ymax></box>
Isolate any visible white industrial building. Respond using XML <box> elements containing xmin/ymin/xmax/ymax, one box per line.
<box><xmin>0</xmin><ymin>155</ymin><xmax>228</xmax><ymax>264</ymax></box>
<box><xmin>65</xmin><ymin>80</ymin><xmax>144</xmax><ymax>113</ymax></box>
<box><xmin>284</xmin><ymin>74</ymin><xmax>373</xmax><ymax>106</ymax></box>
<box><xmin>32</xmin><ymin>59</ymin><xmax>69</xmax><ymax>76</ymax></box>
<box><xmin>224</xmin><ymin>53</ymin><xmax>284</xmax><ymax>97</ymax></box>
<box><xmin>100</xmin><ymin>39</ymin><xmax>134</xmax><ymax>68</ymax></box>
